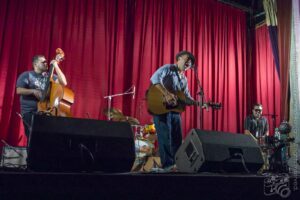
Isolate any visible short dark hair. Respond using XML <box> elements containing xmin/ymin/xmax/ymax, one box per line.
<box><xmin>32</xmin><ymin>55</ymin><xmax>44</xmax><ymax>65</ymax></box>
<box><xmin>175</xmin><ymin>50</ymin><xmax>195</xmax><ymax>65</ymax></box>
<box><xmin>253</xmin><ymin>103</ymin><xmax>263</xmax><ymax>109</ymax></box>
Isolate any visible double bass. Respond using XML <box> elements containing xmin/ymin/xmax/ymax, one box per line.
<box><xmin>37</xmin><ymin>48</ymin><xmax>74</xmax><ymax>117</ymax></box>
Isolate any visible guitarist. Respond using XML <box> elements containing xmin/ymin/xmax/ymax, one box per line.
<box><xmin>244</xmin><ymin>103</ymin><xmax>269</xmax><ymax>142</ymax></box>
<box><xmin>149</xmin><ymin>50</ymin><xmax>197</xmax><ymax>171</ymax></box>
<box><xmin>16</xmin><ymin>55</ymin><xmax>67</xmax><ymax>140</ymax></box>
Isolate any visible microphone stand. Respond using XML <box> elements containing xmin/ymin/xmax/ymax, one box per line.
<box><xmin>104</xmin><ymin>86</ymin><xmax>135</xmax><ymax>121</ymax></box>
<box><xmin>262</xmin><ymin>113</ymin><xmax>278</xmax><ymax>134</ymax></box>
<box><xmin>194</xmin><ymin>67</ymin><xmax>205</xmax><ymax>129</ymax></box>
<box><xmin>197</xmin><ymin>87</ymin><xmax>205</xmax><ymax>130</ymax></box>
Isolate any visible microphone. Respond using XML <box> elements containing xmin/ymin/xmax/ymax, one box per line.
<box><xmin>132</xmin><ymin>85</ymin><xmax>135</xmax><ymax>99</ymax></box>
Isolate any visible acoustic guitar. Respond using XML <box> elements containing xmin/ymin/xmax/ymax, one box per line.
<box><xmin>146</xmin><ymin>85</ymin><xmax>221</xmax><ymax>115</ymax></box>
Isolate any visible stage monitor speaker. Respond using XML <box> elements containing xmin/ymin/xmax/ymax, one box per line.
<box><xmin>28</xmin><ymin>114</ymin><xmax>135</xmax><ymax>172</ymax></box>
<box><xmin>175</xmin><ymin>129</ymin><xmax>264</xmax><ymax>173</ymax></box>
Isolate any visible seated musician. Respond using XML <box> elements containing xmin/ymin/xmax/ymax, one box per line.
<box><xmin>244</xmin><ymin>103</ymin><xmax>269</xmax><ymax>143</ymax></box>
<box><xmin>16</xmin><ymin>55</ymin><xmax>67</xmax><ymax>139</ymax></box>
<box><xmin>149</xmin><ymin>50</ymin><xmax>197</xmax><ymax>171</ymax></box>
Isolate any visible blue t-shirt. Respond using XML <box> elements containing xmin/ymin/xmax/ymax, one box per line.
<box><xmin>150</xmin><ymin>64</ymin><xmax>194</xmax><ymax>102</ymax></box>
<box><xmin>16</xmin><ymin>71</ymin><xmax>55</xmax><ymax>114</ymax></box>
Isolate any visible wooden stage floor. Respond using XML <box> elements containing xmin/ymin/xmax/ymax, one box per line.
<box><xmin>0</xmin><ymin>169</ymin><xmax>299</xmax><ymax>200</ymax></box>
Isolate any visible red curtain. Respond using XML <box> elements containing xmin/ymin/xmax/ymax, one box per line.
<box><xmin>254</xmin><ymin>25</ymin><xmax>281</xmax><ymax>135</ymax></box>
<box><xmin>277</xmin><ymin>0</ymin><xmax>292</xmax><ymax>122</ymax></box>
<box><xmin>0</xmin><ymin>0</ymin><xmax>270</xmax><ymax>149</ymax></box>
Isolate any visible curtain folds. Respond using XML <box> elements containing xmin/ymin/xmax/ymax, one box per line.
<box><xmin>254</xmin><ymin>25</ymin><xmax>281</xmax><ymax>135</ymax></box>
<box><xmin>277</xmin><ymin>0</ymin><xmax>292</xmax><ymax>121</ymax></box>
<box><xmin>0</xmin><ymin>0</ymin><xmax>279</xmax><ymax>149</ymax></box>
<box><xmin>263</xmin><ymin>0</ymin><xmax>280</xmax><ymax>77</ymax></box>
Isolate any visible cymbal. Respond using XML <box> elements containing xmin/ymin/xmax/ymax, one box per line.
<box><xmin>103</xmin><ymin>108</ymin><xmax>139</xmax><ymax>125</ymax></box>
<box><xmin>126</xmin><ymin>116</ymin><xmax>140</xmax><ymax>125</ymax></box>
<box><xmin>103</xmin><ymin>107</ymin><xmax>123</xmax><ymax>117</ymax></box>
<box><xmin>112</xmin><ymin>115</ymin><xmax>140</xmax><ymax>125</ymax></box>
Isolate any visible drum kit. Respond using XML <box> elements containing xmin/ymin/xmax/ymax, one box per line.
<box><xmin>257</xmin><ymin>124</ymin><xmax>295</xmax><ymax>173</ymax></box>
<box><xmin>103</xmin><ymin>107</ymin><xmax>160</xmax><ymax>171</ymax></box>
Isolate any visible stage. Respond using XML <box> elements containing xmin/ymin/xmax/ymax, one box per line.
<box><xmin>1</xmin><ymin>115</ymin><xmax>299</xmax><ymax>199</ymax></box>
<box><xmin>0</xmin><ymin>169</ymin><xmax>299</xmax><ymax>200</ymax></box>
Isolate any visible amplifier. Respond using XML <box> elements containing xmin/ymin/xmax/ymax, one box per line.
<box><xmin>1</xmin><ymin>145</ymin><xmax>27</xmax><ymax>169</ymax></box>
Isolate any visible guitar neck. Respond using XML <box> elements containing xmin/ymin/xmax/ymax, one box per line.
<box><xmin>40</xmin><ymin>64</ymin><xmax>55</xmax><ymax>101</ymax></box>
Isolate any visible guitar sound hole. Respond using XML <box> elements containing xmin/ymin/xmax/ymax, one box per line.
<box><xmin>165</xmin><ymin>103</ymin><xmax>178</xmax><ymax>110</ymax></box>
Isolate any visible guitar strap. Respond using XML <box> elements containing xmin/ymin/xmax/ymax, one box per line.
<box><xmin>174</xmin><ymin>67</ymin><xmax>184</xmax><ymax>91</ymax></box>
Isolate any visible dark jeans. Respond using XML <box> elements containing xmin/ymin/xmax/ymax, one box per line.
<box><xmin>22</xmin><ymin>112</ymin><xmax>34</xmax><ymax>140</ymax></box>
<box><xmin>153</xmin><ymin>112</ymin><xmax>182</xmax><ymax>168</ymax></box>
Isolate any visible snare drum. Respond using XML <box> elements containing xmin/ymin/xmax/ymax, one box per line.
<box><xmin>131</xmin><ymin>140</ymin><xmax>160</xmax><ymax>172</ymax></box>
<box><xmin>135</xmin><ymin>139</ymin><xmax>154</xmax><ymax>158</ymax></box>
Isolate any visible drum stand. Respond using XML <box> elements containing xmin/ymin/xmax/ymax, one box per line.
<box><xmin>262</xmin><ymin>136</ymin><xmax>293</xmax><ymax>173</ymax></box>
<box><xmin>268</xmin><ymin>144</ymin><xmax>290</xmax><ymax>173</ymax></box>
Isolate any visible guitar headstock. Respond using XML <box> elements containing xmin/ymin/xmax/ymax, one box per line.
<box><xmin>55</xmin><ymin>48</ymin><xmax>65</xmax><ymax>63</ymax></box>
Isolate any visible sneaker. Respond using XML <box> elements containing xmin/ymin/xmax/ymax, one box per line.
<box><xmin>149</xmin><ymin>167</ymin><xmax>165</xmax><ymax>173</ymax></box>
<box><xmin>163</xmin><ymin>164</ymin><xmax>177</xmax><ymax>173</ymax></box>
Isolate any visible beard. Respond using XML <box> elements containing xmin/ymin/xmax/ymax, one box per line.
<box><xmin>253</xmin><ymin>113</ymin><xmax>261</xmax><ymax>119</ymax></box>
<box><xmin>40</xmin><ymin>65</ymin><xmax>48</xmax><ymax>72</ymax></box>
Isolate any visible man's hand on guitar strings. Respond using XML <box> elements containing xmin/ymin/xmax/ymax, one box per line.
<box><xmin>163</xmin><ymin>92</ymin><xmax>177</xmax><ymax>106</ymax></box>
<box><xmin>32</xmin><ymin>89</ymin><xmax>43</xmax><ymax>100</ymax></box>
<box><xmin>202</xmin><ymin>103</ymin><xmax>209</xmax><ymax>111</ymax></box>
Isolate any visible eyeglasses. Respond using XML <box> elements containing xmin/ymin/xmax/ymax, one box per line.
<box><xmin>254</xmin><ymin>109</ymin><xmax>262</xmax><ymax>113</ymax></box>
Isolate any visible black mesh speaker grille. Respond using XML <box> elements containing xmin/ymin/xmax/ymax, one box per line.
<box><xmin>28</xmin><ymin>114</ymin><xmax>135</xmax><ymax>172</ymax></box>
<box><xmin>175</xmin><ymin>129</ymin><xmax>264</xmax><ymax>173</ymax></box>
